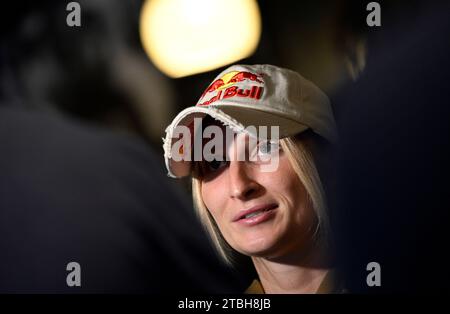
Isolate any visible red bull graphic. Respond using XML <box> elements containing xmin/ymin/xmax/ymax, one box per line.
<box><xmin>197</xmin><ymin>71</ymin><xmax>264</xmax><ymax>106</ymax></box>
<box><xmin>228</xmin><ymin>71</ymin><xmax>264</xmax><ymax>84</ymax></box>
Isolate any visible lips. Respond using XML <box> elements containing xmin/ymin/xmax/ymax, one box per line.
<box><xmin>232</xmin><ymin>203</ymin><xmax>278</xmax><ymax>222</ymax></box>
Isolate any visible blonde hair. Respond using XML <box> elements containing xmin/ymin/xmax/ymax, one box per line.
<box><xmin>192</xmin><ymin>132</ymin><xmax>332</xmax><ymax>266</ymax></box>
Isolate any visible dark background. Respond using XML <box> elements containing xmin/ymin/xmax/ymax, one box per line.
<box><xmin>1</xmin><ymin>0</ymin><xmax>449</xmax><ymax>293</ymax></box>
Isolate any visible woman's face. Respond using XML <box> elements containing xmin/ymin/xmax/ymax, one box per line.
<box><xmin>200</xmin><ymin>130</ymin><xmax>317</xmax><ymax>259</ymax></box>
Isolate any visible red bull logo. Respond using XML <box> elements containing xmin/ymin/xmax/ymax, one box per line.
<box><xmin>197</xmin><ymin>71</ymin><xmax>264</xmax><ymax>106</ymax></box>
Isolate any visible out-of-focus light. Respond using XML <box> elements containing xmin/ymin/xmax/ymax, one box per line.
<box><xmin>139</xmin><ymin>0</ymin><xmax>261</xmax><ymax>78</ymax></box>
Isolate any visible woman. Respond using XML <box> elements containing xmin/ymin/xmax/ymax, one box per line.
<box><xmin>163</xmin><ymin>64</ymin><xmax>341</xmax><ymax>293</ymax></box>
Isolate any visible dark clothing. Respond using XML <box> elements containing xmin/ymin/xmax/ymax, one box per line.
<box><xmin>333</xmin><ymin>2</ymin><xmax>450</xmax><ymax>293</ymax></box>
<box><xmin>0</xmin><ymin>106</ymin><xmax>250</xmax><ymax>293</ymax></box>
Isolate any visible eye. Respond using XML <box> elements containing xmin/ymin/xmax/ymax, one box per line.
<box><xmin>257</xmin><ymin>140</ymin><xmax>280</xmax><ymax>157</ymax></box>
<box><xmin>205</xmin><ymin>158</ymin><xmax>228</xmax><ymax>172</ymax></box>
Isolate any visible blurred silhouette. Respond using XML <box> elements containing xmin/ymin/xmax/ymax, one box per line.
<box><xmin>333</xmin><ymin>1</ymin><xmax>450</xmax><ymax>293</ymax></box>
<box><xmin>0</xmin><ymin>0</ymin><xmax>175</xmax><ymax>145</ymax></box>
<box><xmin>0</xmin><ymin>106</ymin><xmax>251</xmax><ymax>293</ymax></box>
<box><xmin>0</xmin><ymin>1</ymin><xmax>251</xmax><ymax>293</ymax></box>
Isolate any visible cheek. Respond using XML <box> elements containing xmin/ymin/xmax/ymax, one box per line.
<box><xmin>261</xmin><ymin>155</ymin><xmax>299</xmax><ymax>194</ymax></box>
<box><xmin>263</xmin><ymin>156</ymin><xmax>312</xmax><ymax>220</ymax></box>
<box><xmin>200</xmin><ymin>180</ymin><xmax>225</xmax><ymax>220</ymax></box>
<box><xmin>201</xmin><ymin>180</ymin><xmax>235</xmax><ymax>244</ymax></box>
<box><xmin>285</xmin><ymin>176</ymin><xmax>315</xmax><ymax>229</ymax></box>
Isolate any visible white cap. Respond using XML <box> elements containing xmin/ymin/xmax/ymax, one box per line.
<box><xmin>163</xmin><ymin>64</ymin><xmax>338</xmax><ymax>178</ymax></box>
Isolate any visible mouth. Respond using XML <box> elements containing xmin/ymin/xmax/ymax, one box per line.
<box><xmin>233</xmin><ymin>203</ymin><xmax>278</xmax><ymax>225</ymax></box>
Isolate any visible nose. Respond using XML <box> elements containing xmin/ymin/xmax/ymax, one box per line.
<box><xmin>228</xmin><ymin>160</ymin><xmax>260</xmax><ymax>200</ymax></box>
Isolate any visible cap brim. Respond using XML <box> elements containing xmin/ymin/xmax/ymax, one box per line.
<box><xmin>163</xmin><ymin>105</ymin><xmax>308</xmax><ymax>178</ymax></box>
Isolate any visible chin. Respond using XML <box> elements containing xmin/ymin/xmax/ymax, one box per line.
<box><xmin>237</xmin><ymin>234</ymin><xmax>281</xmax><ymax>257</ymax></box>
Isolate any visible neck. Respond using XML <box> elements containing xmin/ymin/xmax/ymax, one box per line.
<box><xmin>251</xmin><ymin>243</ymin><xmax>332</xmax><ymax>294</ymax></box>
